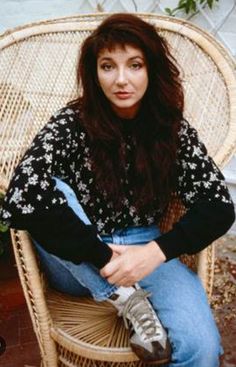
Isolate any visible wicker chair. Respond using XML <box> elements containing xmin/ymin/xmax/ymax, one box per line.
<box><xmin>0</xmin><ymin>13</ymin><xmax>236</xmax><ymax>367</ymax></box>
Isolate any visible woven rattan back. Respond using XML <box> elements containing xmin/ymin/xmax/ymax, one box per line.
<box><xmin>0</xmin><ymin>13</ymin><xmax>236</xmax><ymax>367</ymax></box>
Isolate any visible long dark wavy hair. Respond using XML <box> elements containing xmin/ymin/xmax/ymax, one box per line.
<box><xmin>70</xmin><ymin>13</ymin><xmax>184</xmax><ymax>212</ymax></box>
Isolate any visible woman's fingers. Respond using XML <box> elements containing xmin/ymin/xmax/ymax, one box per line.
<box><xmin>100</xmin><ymin>247</ymin><xmax>139</xmax><ymax>284</ymax></box>
<box><xmin>100</xmin><ymin>254</ymin><xmax>124</xmax><ymax>277</ymax></box>
<box><xmin>101</xmin><ymin>242</ymin><xmax>166</xmax><ymax>286</ymax></box>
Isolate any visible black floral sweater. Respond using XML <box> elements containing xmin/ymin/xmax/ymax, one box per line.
<box><xmin>0</xmin><ymin>106</ymin><xmax>235</xmax><ymax>268</ymax></box>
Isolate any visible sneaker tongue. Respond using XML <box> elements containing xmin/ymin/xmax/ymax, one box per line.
<box><xmin>108</xmin><ymin>286</ymin><xmax>137</xmax><ymax>312</ymax></box>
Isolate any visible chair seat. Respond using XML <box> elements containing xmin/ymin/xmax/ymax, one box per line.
<box><xmin>47</xmin><ymin>291</ymin><xmax>143</xmax><ymax>365</ymax></box>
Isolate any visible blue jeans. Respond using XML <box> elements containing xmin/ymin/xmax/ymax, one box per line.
<box><xmin>35</xmin><ymin>178</ymin><xmax>222</xmax><ymax>367</ymax></box>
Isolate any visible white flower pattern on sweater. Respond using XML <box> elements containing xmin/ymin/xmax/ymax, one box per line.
<box><xmin>1</xmin><ymin>106</ymin><xmax>232</xmax><ymax>235</ymax></box>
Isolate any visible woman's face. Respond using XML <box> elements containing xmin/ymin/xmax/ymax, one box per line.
<box><xmin>97</xmin><ymin>45</ymin><xmax>148</xmax><ymax>119</ymax></box>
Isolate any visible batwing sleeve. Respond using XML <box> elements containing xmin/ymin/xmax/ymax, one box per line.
<box><xmin>156</xmin><ymin>120</ymin><xmax>235</xmax><ymax>260</ymax></box>
<box><xmin>0</xmin><ymin>108</ymin><xmax>112</xmax><ymax>268</ymax></box>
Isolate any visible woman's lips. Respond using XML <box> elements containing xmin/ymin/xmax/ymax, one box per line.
<box><xmin>114</xmin><ymin>92</ymin><xmax>132</xmax><ymax>99</ymax></box>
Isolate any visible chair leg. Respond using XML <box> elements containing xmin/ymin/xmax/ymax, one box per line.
<box><xmin>11</xmin><ymin>229</ymin><xmax>58</xmax><ymax>366</ymax></box>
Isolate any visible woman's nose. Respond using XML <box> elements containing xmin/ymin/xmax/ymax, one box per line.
<box><xmin>116</xmin><ymin>68</ymin><xmax>128</xmax><ymax>85</ymax></box>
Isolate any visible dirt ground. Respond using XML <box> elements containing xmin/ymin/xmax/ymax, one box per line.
<box><xmin>212</xmin><ymin>235</ymin><xmax>236</xmax><ymax>367</ymax></box>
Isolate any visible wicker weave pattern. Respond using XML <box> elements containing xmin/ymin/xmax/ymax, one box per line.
<box><xmin>1</xmin><ymin>13</ymin><xmax>236</xmax><ymax>367</ymax></box>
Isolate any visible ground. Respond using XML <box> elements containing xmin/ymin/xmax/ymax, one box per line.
<box><xmin>213</xmin><ymin>236</ymin><xmax>236</xmax><ymax>367</ymax></box>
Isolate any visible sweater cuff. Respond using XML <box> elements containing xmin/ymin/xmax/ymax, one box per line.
<box><xmin>84</xmin><ymin>237</ymin><xmax>113</xmax><ymax>269</ymax></box>
<box><xmin>154</xmin><ymin>226</ymin><xmax>185</xmax><ymax>261</ymax></box>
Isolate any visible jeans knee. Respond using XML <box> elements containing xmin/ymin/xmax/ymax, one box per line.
<box><xmin>171</xmin><ymin>331</ymin><xmax>221</xmax><ymax>367</ymax></box>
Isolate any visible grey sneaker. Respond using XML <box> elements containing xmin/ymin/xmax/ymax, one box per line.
<box><xmin>118</xmin><ymin>288</ymin><xmax>171</xmax><ymax>364</ymax></box>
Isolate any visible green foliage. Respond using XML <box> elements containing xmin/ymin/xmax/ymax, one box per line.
<box><xmin>165</xmin><ymin>0</ymin><xmax>219</xmax><ymax>16</ymax></box>
<box><xmin>0</xmin><ymin>222</ymin><xmax>8</xmax><ymax>233</ymax></box>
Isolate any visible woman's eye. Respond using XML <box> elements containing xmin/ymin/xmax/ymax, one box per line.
<box><xmin>101</xmin><ymin>64</ymin><xmax>113</xmax><ymax>71</ymax></box>
<box><xmin>130</xmin><ymin>62</ymin><xmax>142</xmax><ymax>70</ymax></box>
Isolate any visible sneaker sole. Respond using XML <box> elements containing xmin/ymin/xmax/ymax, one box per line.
<box><xmin>131</xmin><ymin>344</ymin><xmax>171</xmax><ymax>365</ymax></box>
<box><xmin>143</xmin><ymin>359</ymin><xmax>170</xmax><ymax>365</ymax></box>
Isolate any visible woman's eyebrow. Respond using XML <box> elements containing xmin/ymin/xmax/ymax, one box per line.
<box><xmin>98</xmin><ymin>57</ymin><xmax>113</xmax><ymax>62</ymax></box>
<box><xmin>98</xmin><ymin>55</ymin><xmax>145</xmax><ymax>62</ymax></box>
<box><xmin>129</xmin><ymin>56</ymin><xmax>145</xmax><ymax>61</ymax></box>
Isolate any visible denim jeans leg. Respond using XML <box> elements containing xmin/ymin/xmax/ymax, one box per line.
<box><xmin>103</xmin><ymin>227</ymin><xmax>222</xmax><ymax>367</ymax></box>
<box><xmin>34</xmin><ymin>177</ymin><xmax>117</xmax><ymax>301</ymax></box>
<box><xmin>138</xmin><ymin>259</ymin><xmax>222</xmax><ymax>367</ymax></box>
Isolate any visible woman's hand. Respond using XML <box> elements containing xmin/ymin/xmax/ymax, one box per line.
<box><xmin>100</xmin><ymin>241</ymin><xmax>166</xmax><ymax>287</ymax></box>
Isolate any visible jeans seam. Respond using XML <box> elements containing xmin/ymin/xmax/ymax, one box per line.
<box><xmin>92</xmin><ymin>285</ymin><xmax>118</xmax><ymax>301</ymax></box>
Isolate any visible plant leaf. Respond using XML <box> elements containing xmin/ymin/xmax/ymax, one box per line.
<box><xmin>191</xmin><ymin>0</ymin><xmax>197</xmax><ymax>12</ymax></box>
<box><xmin>185</xmin><ymin>0</ymin><xmax>191</xmax><ymax>13</ymax></box>
<box><xmin>167</xmin><ymin>0</ymin><xmax>218</xmax><ymax>17</ymax></box>
<box><xmin>0</xmin><ymin>222</ymin><xmax>9</xmax><ymax>232</ymax></box>
<box><xmin>165</xmin><ymin>7</ymin><xmax>173</xmax><ymax>15</ymax></box>
<box><xmin>207</xmin><ymin>0</ymin><xmax>213</xmax><ymax>8</ymax></box>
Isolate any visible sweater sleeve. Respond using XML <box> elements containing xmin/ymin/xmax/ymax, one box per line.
<box><xmin>0</xmin><ymin>107</ymin><xmax>112</xmax><ymax>268</ymax></box>
<box><xmin>156</xmin><ymin>119</ymin><xmax>235</xmax><ymax>260</ymax></box>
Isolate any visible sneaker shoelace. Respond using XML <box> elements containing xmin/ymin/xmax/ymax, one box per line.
<box><xmin>120</xmin><ymin>289</ymin><xmax>163</xmax><ymax>341</ymax></box>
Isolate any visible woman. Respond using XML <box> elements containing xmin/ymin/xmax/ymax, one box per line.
<box><xmin>0</xmin><ymin>13</ymin><xmax>234</xmax><ymax>366</ymax></box>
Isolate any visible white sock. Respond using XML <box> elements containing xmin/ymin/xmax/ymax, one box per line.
<box><xmin>108</xmin><ymin>284</ymin><xmax>139</xmax><ymax>312</ymax></box>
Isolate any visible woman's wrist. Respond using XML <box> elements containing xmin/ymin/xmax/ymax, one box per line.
<box><xmin>147</xmin><ymin>240</ymin><xmax>167</xmax><ymax>264</ymax></box>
